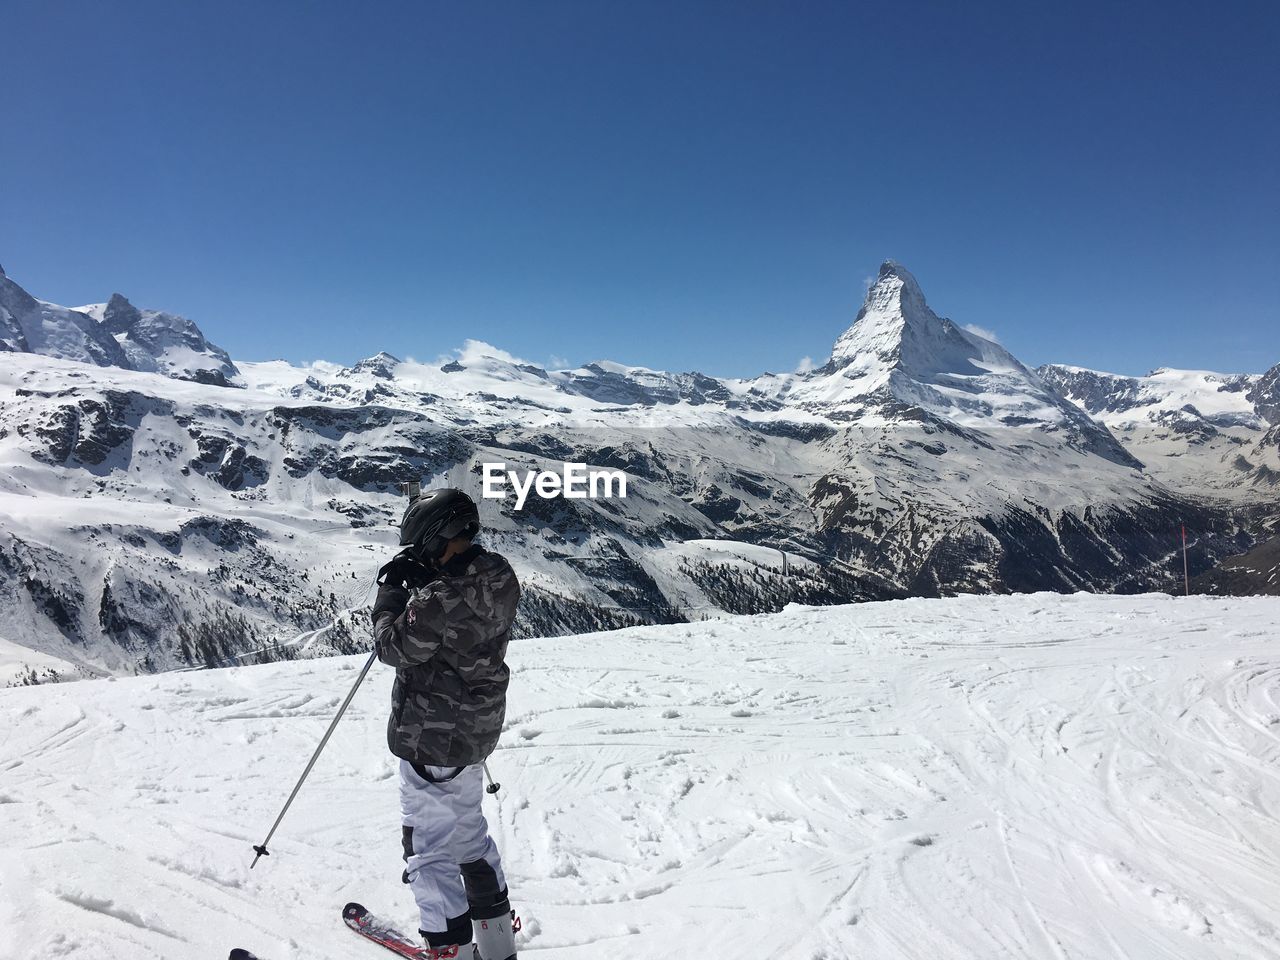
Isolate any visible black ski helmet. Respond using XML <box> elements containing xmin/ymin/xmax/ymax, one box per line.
<box><xmin>399</xmin><ymin>487</ymin><xmax>481</xmax><ymax>562</ymax></box>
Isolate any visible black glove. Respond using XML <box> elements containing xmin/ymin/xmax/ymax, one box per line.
<box><xmin>371</xmin><ymin>584</ymin><xmax>409</xmax><ymax>624</ymax></box>
<box><xmin>376</xmin><ymin>550</ymin><xmax>433</xmax><ymax>590</ymax></box>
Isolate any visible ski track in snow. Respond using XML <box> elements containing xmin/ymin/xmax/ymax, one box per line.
<box><xmin>1</xmin><ymin>593</ymin><xmax>1278</xmax><ymax>960</ymax></box>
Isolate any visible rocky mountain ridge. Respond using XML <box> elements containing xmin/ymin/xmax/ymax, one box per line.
<box><xmin>1039</xmin><ymin>362</ymin><xmax>1280</xmax><ymax>496</ymax></box>
<box><xmin>1</xmin><ymin>264</ymin><xmax>239</xmax><ymax>387</ymax></box>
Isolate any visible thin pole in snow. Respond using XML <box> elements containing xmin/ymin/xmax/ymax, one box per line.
<box><xmin>1182</xmin><ymin>524</ymin><xmax>1190</xmax><ymax>597</ymax></box>
<box><xmin>483</xmin><ymin>761</ymin><xmax>502</xmax><ymax>795</ymax></box>
<box><xmin>250</xmin><ymin>649</ymin><xmax>379</xmax><ymax>868</ymax></box>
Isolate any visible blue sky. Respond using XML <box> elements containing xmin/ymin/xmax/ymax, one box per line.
<box><xmin>2</xmin><ymin>0</ymin><xmax>1277</xmax><ymax>377</ymax></box>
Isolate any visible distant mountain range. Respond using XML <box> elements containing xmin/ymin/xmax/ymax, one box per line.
<box><xmin>1</xmin><ymin>259</ymin><xmax>1276</xmax><ymax>681</ymax></box>
<box><xmin>1038</xmin><ymin>364</ymin><xmax>1279</xmax><ymax>495</ymax></box>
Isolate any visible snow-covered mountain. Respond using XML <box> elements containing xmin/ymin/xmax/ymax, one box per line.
<box><xmin>1</xmin><ymin>263</ymin><xmax>130</xmax><ymax>368</ymax></box>
<box><xmin>1038</xmin><ymin>363</ymin><xmax>1277</xmax><ymax>496</ymax></box>
<box><xmin>1244</xmin><ymin>363</ymin><xmax>1280</xmax><ymax>489</ymax></box>
<box><xmin>1246</xmin><ymin>362</ymin><xmax>1280</xmax><ymax>425</ymax></box>
<box><xmin>3</xmin><ymin>593</ymin><xmax>1278</xmax><ymax>958</ymax></box>
<box><xmin>0</xmin><ymin>261</ymin><xmax>1273</xmax><ymax>679</ymax></box>
<box><xmin>78</xmin><ymin>293</ymin><xmax>241</xmax><ymax>386</ymax></box>
<box><xmin>1</xmin><ymin>264</ymin><xmax>239</xmax><ymax>386</ymax></box>
<box><xmin>774</xmin><ymin>263</ymin><xmax>1139</xmax><ymax>466</ymax></box>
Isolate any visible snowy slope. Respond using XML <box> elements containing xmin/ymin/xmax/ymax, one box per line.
<box><xmin>1</xmin><ymin>593</ymin><xmax>1278</xmax><ymax>960</ymax></box>
<box><xmin>0</xmin><ymin>635</ymin><xmax>89</xmax><ymax>686</ymax></box>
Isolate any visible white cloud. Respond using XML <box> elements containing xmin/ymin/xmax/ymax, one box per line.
<box><xmin>546</xmin><ymin>354</ymin><xmax>571</xmax><ymax>370</ymax></box>
<box><xmin>796</xmin><ymin>356</ymin><xmax>817</xmax><ymax>374</ymax></box>
<box><xmin>963</xmin><ymin>323</ymin><xmax>1001</xmax><ymax>344</ymax></box>
<box><xmin>457</xmin><ymin>339</ymin><xmax>531</xmax><ymax>365</ymax></box>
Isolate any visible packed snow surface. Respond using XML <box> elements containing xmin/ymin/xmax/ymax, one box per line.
<box><xmin>1</xmin><ymin>593</ymin><xmax>1278</xmax><ymax>960</ymax></box>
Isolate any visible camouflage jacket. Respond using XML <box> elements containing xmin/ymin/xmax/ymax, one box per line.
<box><xmin>372</xmin><ymin>545</ymin><xmax>520</xmax><ymax>766</ymax></box>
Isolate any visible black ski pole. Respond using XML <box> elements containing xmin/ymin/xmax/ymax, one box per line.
<box><xmin>482</xmin><ymin>760</ymin><xmax>501</xmax><ymax>795</ymax></box>
<box><xmin>250</xmin><ymin>648</ymin><xmax>378</xmax><ymax>868</ymax></box>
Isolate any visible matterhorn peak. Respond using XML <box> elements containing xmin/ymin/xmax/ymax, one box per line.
<box><xmin>829</xmin><ymin>260</ymin><xmax>946</xmax><ymax>372</ymax></box>
<box><xmin>823</xmin><ymin>260</ymin><xmax>1039</xmax><ymax>387</ymax></box>
<box><xmin>866</xmin><ymin>262</ymin><xmax>932</xmax><ymax>337</ymax></box>
<box><xmin>873</xmin><ymin>258</ymin><xmax>924</xmax><ymax>292</ymax></box>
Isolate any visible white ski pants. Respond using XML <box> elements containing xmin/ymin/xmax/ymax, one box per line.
<box><xmin>399</xmin><ymin>760</ymin><xmax>509</xmax><ymax>942</ymax></box>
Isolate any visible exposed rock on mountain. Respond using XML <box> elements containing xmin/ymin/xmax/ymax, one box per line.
<box><xmin>0</xmin><ymin>261</ymin><xmax>1274</xmax><ymax>680</ymax></box>
<box><xmin>81</xmin><ymin>293</ymin><xmax>241</xmax><ymax>386</ymax></box>
<box><xmin>1192</xmin><ymin>530</ymin><xmax>1280</xmax><ymax>595</ymax></box>
<box><xmin>2</xmin><ymin>266</ymin><xmax>239</xmax><ymax>388</ymax></box>
<box><xmin>1247</xmin><ymin>362</ymin><xmax>1280</xmax><ymax>425</ymax></box>
<box><xmin>1</xmin><ymin>270</ymin><xmax>130</xmax><ymax>367</ymax></box>
<box><xmin>1039</xmin><ymin>363</ymin><xmax>1270</xmax><ymax>496</ymax></box>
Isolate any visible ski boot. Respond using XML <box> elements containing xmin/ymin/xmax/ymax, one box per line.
<box><xmin>473</xmin><ymin>910</ymin><xmax>520</xmax><ymax>960</ymax></box>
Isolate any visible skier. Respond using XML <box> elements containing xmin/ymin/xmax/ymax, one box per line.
<box><xmin>371</xmin><ymin>488</ymin><xmax>521</xmax><ymax>960</ymax></box>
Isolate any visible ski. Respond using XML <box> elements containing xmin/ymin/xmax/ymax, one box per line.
<box><xmin>343</xmin><ymin>901</ymin><xmax>442</xmax><ymax>959</ymax></box>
